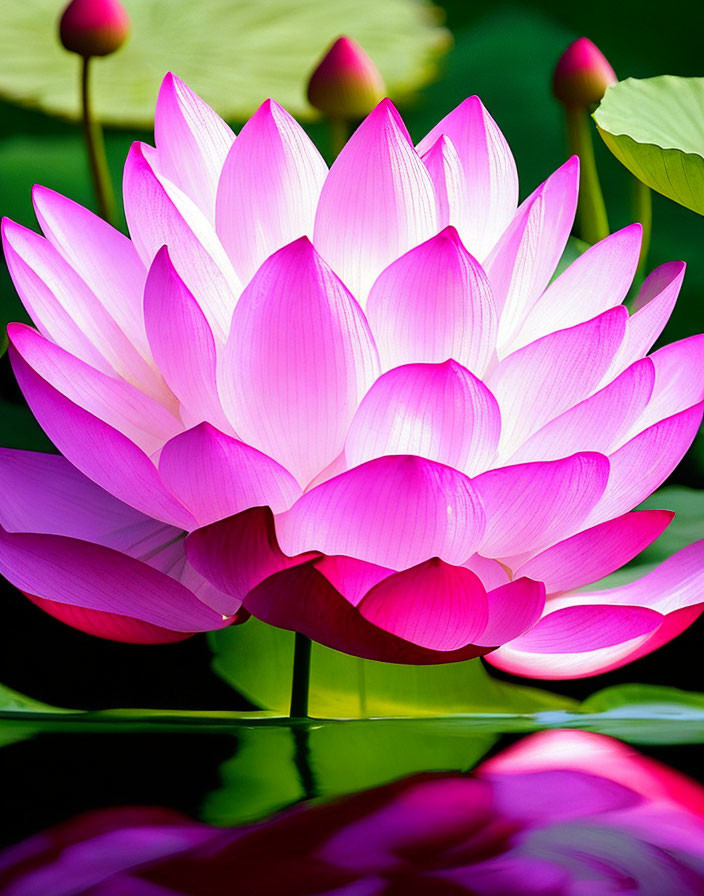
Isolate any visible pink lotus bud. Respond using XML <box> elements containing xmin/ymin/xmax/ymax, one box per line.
<box><xmin>59</xmin><ymin>0</ymin><xmax>130</xmax><ymax>58</ymax></box>
<box><xmin>552</xmin><ymin>37</ymin><xmax>617</xmax><ymax>107</ymax></box>
<box><xmin>307</xmin><ymin>36</ymin><xmax>385</xmax><ymax>119</ymax></box>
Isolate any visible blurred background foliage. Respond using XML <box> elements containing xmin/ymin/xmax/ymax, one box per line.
<box><xmin>0</xmin><ymin>0</ymin><xmax>703</xmax><ymax>710</ymax></box>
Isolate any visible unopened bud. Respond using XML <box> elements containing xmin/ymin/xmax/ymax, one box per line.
<box><xmin>552</xmin><ymin>37</ymin><xmax>617</xmax><ymax>107</ymax></box>
<box><xmin>59</xmin><ymin>0</ymin><xmax>130</xmax><ymax>58</ymax></box>
<box><xmin>307</xmin><ymin>36</ymin><xmax>385</xmax><ymax>119</ymax></box>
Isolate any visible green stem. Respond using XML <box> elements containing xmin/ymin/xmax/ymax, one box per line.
<box><xmin>631</xmin><ymin>176</ymin><xmax>652</xmax><ymax>279</ymax></box>
<box><xmin>565</xmin><ymin>105</ymin><xmax>609</xmax><ymax>245</ymax></box>
<box><xmin>329</xmin><ymin>117</ymin><xmax>349</xmax><ymax>159</ymax></box>
<box><xmin>289</xmin><ymin>632</ymin><xmax>312</xmax><ymax>718</ymax></box>
<box><xmin>81</xmin><ymin>56</ymin><xmax>115</xmax><ymax>223</ymax></box>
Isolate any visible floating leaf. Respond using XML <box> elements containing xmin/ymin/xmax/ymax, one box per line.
<box><xmin>209</xmin><ymin>618</ymin><xmax>575</xmax><ymax>719</ymax></box>
<box><xmin>595</xmin><ymin>76</ymin><xmax>704</xmax><ymax>215</ymax></box>
<box><xmin>0</xmin><ymin>0</ymin><xmax>450</xmax><ymax>126</ymax></box>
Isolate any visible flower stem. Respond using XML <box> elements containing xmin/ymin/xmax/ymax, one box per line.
<box><xmin>632</xmin><ymin>176</ymin><xmax>652</xmax><ymax>279</ymax></box>
<box><xmin>329</xmin><ymin>117</ymin><xmax>349</xmax><ymax>158</ymax></box>
<box><xmin>565</xmin><ymin>105</ymin><xmax>609</xmax><ymax>245</ymax></box>
<box><xmin>81</xmin><ymin>56</ymin><xmax>115</xmax><ymax>223</ymax></box>
<box><xmin>289</xmin><ymin>632</ymin><xmax>312</xmax><ymax>718</ymax></box>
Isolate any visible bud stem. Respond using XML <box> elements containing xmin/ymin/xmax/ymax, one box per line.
<box><xmin>565</xmin><ymin>105</ymin><xmax>609</xmax><ymax>245</ymax></box>
<box><xmin>290</xmin><ymin>631</ymin><xmax>312</xmax><ymax>718</ymax></box>
<box><xmin>632</xmin><ymin>176</ymin><xmax>652</xmax><ymax>279</ymax></box>
<box><xmin>329</xmin><ymin>116</ymin><xmax>349</xmax><ymax>159</ymax></box>
<box><xmin>80</xmin><ymin>56</ymin><xmax>115</xmax><ymax>223</ymax></box>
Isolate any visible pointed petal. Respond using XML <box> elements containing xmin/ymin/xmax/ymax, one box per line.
<box><xmin>516</xmin><ymin>509</ymin><xmax>674</xmax><ymax>593</ymax></box>
<box><xmin>243</xmin><ymin>562</ymin><xmax>489</xmax><ymax>664</ymax></box>
<box><xmin>509</xmin><ymin>223</ymin><xmax>642</xmax><ymax>353</ymax></box>
<box><xmin>215</xmin><ymin>99</ymin><xmax>327</xmax><ymax>284</ymax></box>
<box><xmin>8</xmin><ymin>323</ymin><xmax>182</xmax><ymax>456</ymax></box>
<box><xmin>365</xmin><ymin>227</ymin><xmax>498</xmax><ymax>376</ymax></box>
<box><xmin>32</xmin><ymin>185</ymin><xmax>149</xmax><ymax>356</ymax></box>
<box><xmin>185</xmin><ymin>507</ymin><xmax>315</xmax><ymax>615</ymax></box>
<box><xmin>143</xmin><ymin>247</ymin><xmax>232</xmax><ymax>432</ymax></box>
<box><xmin>275</xmin><ymin>455</ymin><xmax>486</xmax><ymax>570</ymax></box>
<box><xmin>154</xmin><ymin>73</ymin><xmax>235</xmax><ymax>220</ymax></box>
<box><xmin>462</xmin><ymin>554</ymin><xmax>511</xmax><ymax>590</ymax></box>
<box><xmin>314</xmin><ymin>99</ymin><xmax>437</xmax><ymax>300</ymax></box>
<box><xmin>508</xmin><ymin>358</ymin><xmax>655</xmax><ymax>464</ymax></box>
<box><xmin>585</xmin><ymin>403</ymin><xmax>704</xmax><ymax>527</ymax></box>
<box><xmin>416</xmin><ymin>96</ymin><xmax>519</xmax><ymax>259</ymax></box>
<box><xmin>357</xmin><ymin>558</ymin><xmax>488</xmax><ymax>651</ymax></box>
<box><xmin>219</xmin><ymin>238</ymin><xmax>379</xmax><ymax>487</ymax></box>
<box><xmin>0</xmin><ymin>528</ymin><xmax>227</xmax><ymax>632</ymax></box>
<box><xmin>420</xmin><ymin>135</ymin><xmax>464</xmax><ymax>230</ymax></box>
<box><xmin>344</xmin><ymin>360</ymin><xmax>500</xmax><ymax>476</ymax></box>
<box><xmin>159</xmin><ymin>423</ymin><xmax>301</xmax><ymax>526</ymax></box>
<box><xmin>123</xmin><ymin>142</ymin><xmax>240</xmax><ymax>340</ymax></box>
<box><xmin>474</xmin><ymin>453</ymin><xmax>609</xmax><ymax>558</ymax></box>
<box><xmin>10</xmin><ymin>348</ymin><xmax>195</xmax><ymax>529</ymax></box>
<box><xmin>484</xmin><ymin>158</ymin><xmax>579</xmax><ymax>348</ymax></box>
<box><xmin>487</xmin><ymin>307</ymin><xmax>627</xmax><ymax>457</ymax></box>
<box><xmin>474</xmin><ymin>578</ymin><xmax>546</xmax><ymax>646</ymax></box>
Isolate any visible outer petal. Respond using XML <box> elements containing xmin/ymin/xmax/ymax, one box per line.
<box><xmin>416</xmin><ymin>96</ymin><xmax>519</xmax><ymax>259</ymax></box>
<box><xmin>474</xmin><ymin>453</ymin><xmax>609</xmax><ymax>558</ymax></box>
<box><xmin>314</xmin><ymin>555</ymin><xmax>393</xmax><ymax>607</ymax></box>
<box><xmin>243</xmin><ymin>562</ymin><xmax>491</xmax><ymax>664</ymax></box>
<box><xmin>474</xmin><ymin>578</ymin><xmax>546</xmax><ymax>647</ymax></box>
<box><xmin>275</xmin><ymin>455</ymin><xmax>486</xmax><ymax>570</ymax></box>
<box><xmin>483</xmin><ymin>157</ymin><xmax>579</xmax><ymax>349</ymax></box>
<box><xmin>8</xmin><ymin>323</ymin><xmax>182</xmax><ymax>456</ymax></box>
<box><xmin>215</xmin><ymin>99</ymin><xmax>327</xmax><ymax>284</ymax></box>
<box><xmin>0</xmin><ymin>527</ymin><xmax>227</xmax><ymax>632</ymax></box>
<box><xmin>314</xmin><ymin>99</ymin><xmax>437</xmax><ymax>300</ymax></box>
<box><xmin>32</xmin><ymin>185</ymin><xmax>149</xmax><ymax>356</ymax></box>
<box><xmin>487</xmin><ymin>306</ymin><xmax>627</xmax><ymax>458</ymax></box>
<box><xmin>154</xmin><ymin>72</ymin><xmax>235</xmax><ymax>220</ymax></box>
<box><xmin>143</xmin><ymin>247</ymin><xmax>232</xmax><ymax>433</ymax></box>
<box><xmin>1</xmin><ymin>218</ymin><xmax>165</xmax><ymax>401</ymax></box>
<box><xmin>185</xmin><ymin>507</ymin><xmax>316</xmax><ymax>615</ymax></box>
<box><xmin>585</xmin><ymin>403</ymin><xmax>704</xmax><ymax>527</ymax></box>
<box><xmin>365</xmin><ymin>227</ymin><xmax>498</xmax><ymax>376</ymax></box>
<box><xmin>420</xmin><ymin>135</ymin><xmax>464</xmax><ymax>231</ymax></box>
<box><xmin>219</xmin><ymin>238</ymin><xmax>380</xmax><ymax>487</ymax></box>
<box><xmin>123</xmin><ymin>142</ymin><xmax>240</xmax><ymax>340</ymax></box>
<box><xmin>508</xmin><ymin>357</ymin><xmax>655</xmax><ymax>464</ymax></box>
<box><xmin>516</xmin><ymin>510</ymin><xmax>674</xmax><ymax>593</ymax></box>
<box><xmin>10</xmin><ymin>348</ymin><xmax>195</xmax><ymax>529</ymax></box>
<box><xmin>508</xmin><ymin>223</ymin><xmax>642</xmax><ymax>353</ymax></box>
<box><xmin>357</xmin><ymin>559</ymin><xmax>489</xmax><ymax>651</ymax></box>
<box><xmin>159</xmin><ymin>423</ymin><xmax>301</xmax><ymax>527</ymax></box>
<box><xmin>344</xmin><ymin>360</ymin><xmax>500</xmax><ymax>476</ymax></box>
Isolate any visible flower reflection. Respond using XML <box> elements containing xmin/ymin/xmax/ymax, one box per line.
<box><xmin>2</xmin><ymin>730</ymin><xmax>704</xmax><ymax>895</ymax></box>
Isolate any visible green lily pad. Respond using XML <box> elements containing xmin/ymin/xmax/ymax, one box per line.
<box><xmin>0</xmin><ymin>0</ymin><xmax>450</xmax><ymax>127</ymax></box>
<box><xmin>595</xmin><ymin>76</ymin><xmax>704</xmax><ymax>216</ymax></box>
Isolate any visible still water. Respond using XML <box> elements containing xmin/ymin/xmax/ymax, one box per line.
<box><xmin>1</xmin><ymin>724</ymin><xmax>703</xmax><ymax>894</ymax></box>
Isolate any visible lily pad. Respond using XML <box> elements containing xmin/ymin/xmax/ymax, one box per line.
<box><xmin>0</xmin><ymin>0</ymin><xmax>450</xmax><ymax>127</ymax></box>
<box><xmin>595</xmin><ymin>76</ymin><xmax>704</xmax><ymax>216</ymax></box>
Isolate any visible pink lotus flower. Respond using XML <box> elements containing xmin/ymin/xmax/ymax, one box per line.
<box><xmin>3</xmin><ymin>730</ymin><xmax>704</xmax><ymax>894</ymax></box>
<box><xmin>1</xmin><ymin>73</ymin><xmax>703</xmax><ymax>676</ymax></box>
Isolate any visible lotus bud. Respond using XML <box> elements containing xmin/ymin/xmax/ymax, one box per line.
<box><xmin>59</xmin><ymin>0</ymin><xmax>130</xmax><ymax>58</ymax></box>
<box><xmin>307</xmin><ymin>36</ymin><xmax>385</xmax><ymax>119</ymax></box>
<box><xmin>552</xmin><ymin>37</ymin><xmax>617</xmax><ymax>108</ymax></box>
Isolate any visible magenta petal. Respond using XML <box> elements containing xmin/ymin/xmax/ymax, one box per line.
<box><xmin>314</xmin><ymin>99</ymin><xmax>437</xmax><ymax>300</ymax></box>
<box><xmin>216</xmin><ymin>99</ymin><xmax>327</xmax><ymax>284</ymax></box>
<box><xmin>143</xmin><ymin>246</ymin><xmax>232</xmax><ymax>433</ymax></box>
<box><xmin>159</xmin><ymin>423</ymin><xmax>301</xmax><ymax>526</ymax></box>
<box><xmin>631</xmin><ymin>334</ymin><xmax>704</xmax><ymax>434</ymax></box>
<box><xmin>365</xmin><ymin>227</ymin><xmax>498</xmax><ymax>376</ymax></box>
<box><xmin>219</xmin><ymin>238</ymin><xmax>379</xmax><ymax>487</ymax></box>
<box><xmin>0</xmin><ymin>528</ymin><xmax>227</xmax><ymax>632</ymax></box>
<box><xmin>357</xmin><ymin>559</ymin><xmax>488</xmax><ymax>651</ymax></box>
<box><xmin>154</xmin><ymin>73</ymin><xmax>235</xmax><ymax>220</ymax></box>
<box><xmin>516</xmin><ymin>509</ymin><xmax>674</xmax><ymax>593</ymax></box>
<box><xmin>275</xmin><ymin>455</ymin><xmax>486</xmax><ymax>570</ymax></box>
<box><xmin>10</xmin><ymin>348</ymin><xmax>195</xmax><ymax>529</ymax></box>
<box><xmin>416</xmin><ymin>96</ymin><xmax>519</xmax><ymax>259</ymax></box>
<box><xmin>475</xmin><ymin>578</ymin><xmax>546</xmax><ymax>646</ymax></box>
<box><xmin>474</xmin><ymin>453</ymin><xmax>609</xmax><ymax>558</ymax></box>
<box><xmin>344</xmin><ymin>360</ymin><xmax>501</xmax><ymax>476</ymax></box>
<box><xmin>185</xmin><ymin>507</ymin><xmax>315</xmax><ymax>614</ymax></box>
<box><xmin>420</xmin><ymin>135</ymin><xmax>464</xmax><ymax>232</ymax></box>
<box><xmin>314</xmin><ymin>555</ymin><xmax>393</xmax><ymax>607</ymax></box>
